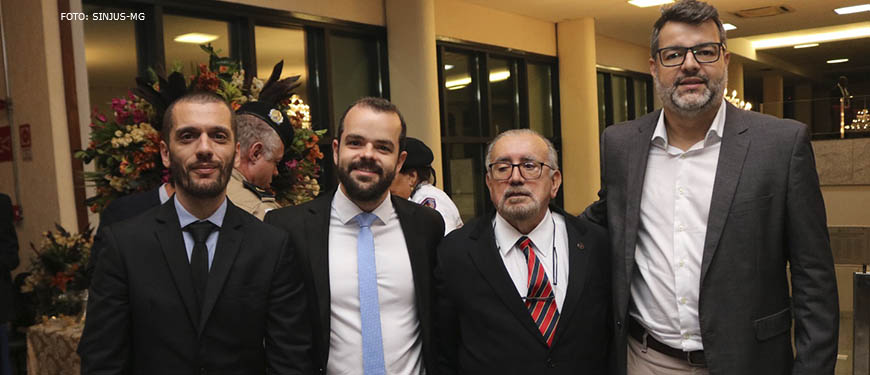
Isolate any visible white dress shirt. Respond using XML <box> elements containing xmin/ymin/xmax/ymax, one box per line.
<box><xmin>494</xmin><ymin>209</ymin><xmax>570</xmax><ymax>311</ymax></box>
<box><xmin>630</xmin><ymin>100</ymin><xmax>726</xmax><ymax>351</ymax></box>
<box><xmin>327</xmin><ymin>189</ymin><xmax>423</xmax><ymax>375</ymax></box>
<box><xmin>174</xmin><ymin>196</ymin><xmax>227</xmax><ymax>270</ymax></box>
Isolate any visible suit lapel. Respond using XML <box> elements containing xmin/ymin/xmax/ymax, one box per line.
<box><xmin>154</xmin><ymin>201</ymin><xmax>199</xmax><ymax>330</ymax></box>
<box><xmin>623</xmin><ymin>113</ymin><xmax>657</xmax><ymax>294</ymax></box>
<box><xmin>394</xmin><ymin>197</ymin><xmax>429</xmax><ymax>322</ymax></box>
<box><xmin>467</xmin><ymin>213</ymin><xmax>548</xmax><ymax>346</ymax></box>
<box><xmin>305</xmin><ymin>194</ymin><xmax>333</xmax><ymax>357</ymax></box>
<box><xmin>198</xmin><ymin>202</ymin><xmax>244</xmax><ymax>335</ymax></box>
<box><xmin>701</xmin><ymin>104</ymin><xmax>750</xmax><ymax>283</ymax></box>
<box><xmin>549</xmin><ymin>210</ymin><xmax>590</xmax><ymax>347</ymax></box>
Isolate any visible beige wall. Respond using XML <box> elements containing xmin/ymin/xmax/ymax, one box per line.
<box><xmin>595</xmin><ymin>35</ymin><xmax>650</xmax><ymax>75</ymax></box>
<box><xmin>226</xmin><ymin>0</ymin><xmax>384</xmax><ymax>26</ymax></box>
<box><xmin>1</xmin><ymin>0</ymin><xmax>79</xmax><ymax>273</ymax></box>
<box><xmin>434</xmin><ymin>0</ymin><xmax>556</xmax><ymax>56</ymax></box>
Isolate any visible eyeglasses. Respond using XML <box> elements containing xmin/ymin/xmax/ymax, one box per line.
<box><xmin>656</xmin><ymin>42</ymin><xmax>724</xmax><ymax>67</ymax></box>
<box><xmin>488</xmin><ymin>161</ymin><xmax>555</xmax><ymax>181</ymax></box>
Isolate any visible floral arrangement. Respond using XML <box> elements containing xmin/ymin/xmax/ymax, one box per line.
<box><xmin>21</xmin><ymin>225</ymin><xmax>92</xmax><ymax>320</ymax></box>
<box><xmin>76</xmin><ymin>44</ymin><xmax>325</xmax><ymax>212</ymax></box>
<box><xmin>75</xmin><ymin>95</ymin><xmax>163</xmax><ymax>213</ymax></box>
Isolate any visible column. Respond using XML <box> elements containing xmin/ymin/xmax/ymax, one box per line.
<box><xmin>556</xmin><ymin>17</ymin><xmax>600</xmax><ymax>214</ymax></box>
<box><xmin>384</xmin><ymin>0</ymin><xmax>443</xmax><ymax>187</ymax></box>
<box><xmin>1</xmin><ymin>0</ymin><xmax>78</xmax><ymax>270</ymax></box>
<box><xmin>727</xmin><ymin>57</ymin><xmax>744</xmax><ymax>99</ymax></box>
<box><xmin>762</xmin><ymin>72</ymin><xmax>783</xmax><ymax>118</ymax></box>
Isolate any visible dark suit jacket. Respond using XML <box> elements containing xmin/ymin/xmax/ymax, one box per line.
<box><xmin>0</xmin><ymin>193</ymin><xmax>19</xmax><ymax>323</ymax></box>
<box><xmin>78</xmin><ymin>198</ymin><xmax>313</xmax><ymax>374</ymax></box>
<box><xmin>583</xmin><ymin>103</ymin><xmax>839</xmax><ymax>374</ymax></box>
<box><xmin>435</xmin><ymin>206</ymin><xmax>612</xmax><ymax>374</ymax></box>
<box><xmin>264</xmin><ymin>191</ymin><xmax>445</xmax><ymax>374</ymax></box>
<box><xmin>86</xmin><ymin>187</ymin><xmax>162</xmax><ymax>281</ymax></box>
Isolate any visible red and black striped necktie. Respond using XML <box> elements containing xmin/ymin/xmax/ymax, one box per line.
<box><xmin>519</xmin><ymin>236</ymin><xmax>560</xmax><ymax>346</ymax></box>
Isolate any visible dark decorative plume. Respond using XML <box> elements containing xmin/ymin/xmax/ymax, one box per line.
<box><xmin>131</xmin><ymin>70</ymin><xmax>189</xmax><ymax>131</ymax></box>
<box><xmin>256</xmin><ymin>60</ymin><xmax>302</xmax><ymax>107</ymax></box>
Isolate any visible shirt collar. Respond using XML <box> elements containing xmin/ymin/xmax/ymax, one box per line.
<box><xmin>494</xmin><ymin>209</ymin><xmax>554</xmax><ymax>258</ymax></box>
<box><xmin>652</xmin><ymin>99</ymin><xmax>727</xmax><ymax>149</ymax></box>
<box><xmin>158</xmin><ymin>183</ymin><xmax>171</xmax><ymax>204</ymax></box>
<box><xmin>174</xmin><ymin>196</ymin><xmax>227</xmax><ymax>229</ymax></box>
<box><xmin>332</xmin><ymin>186</ymin><xmax>394</xmax><ymax>226</ymax></box>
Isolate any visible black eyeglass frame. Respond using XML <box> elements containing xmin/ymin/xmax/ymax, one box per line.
<box><xmin>655</xmin><ymin>42</ymin><xmax>725</xmax><ymax>67</ymax></box>
<box><xmin>487</xmin><ymin>161</ymin><xmax>556</xmax><ymax>181</ymax></box>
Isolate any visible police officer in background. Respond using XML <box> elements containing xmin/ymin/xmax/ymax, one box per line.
<box><xmin>226</xmin><ymin>101</ymin><xmax>293</xmax><ymax>220</ymax></box>
<box><xmin>390</xmin><ymin>137</ymin><xmax>463</xmax><ymax>235</ymax></box>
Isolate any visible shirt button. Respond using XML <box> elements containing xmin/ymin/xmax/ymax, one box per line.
<box><xmin>678</xmin><ymin>260</ymin><xmax>685</xmax><ymax>268</ymax></box>
<box><xmin>678</xmin><ymin>187</ymin><xmax>685</xmax><ymax>195</ymax></box>
<box><xmin>677</xmin><ymin>224</ymin><xmax>685</xmax><ymax>232</ymax></box>
<box><xmin>683</xmin><ymin>333</ymin><xmax>691</xmax><ymax>339</ymax></box>
<box><xmin>680</xmin><ymin>297</ymin><xmax>687</xmax><ymax>305</ymax></box>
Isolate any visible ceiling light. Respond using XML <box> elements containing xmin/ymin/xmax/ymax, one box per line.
<box><xmin>489</xmin><ymin>70</ymin><xmax>511</xmax><ymax>82</ymax></box>
<box><xmin>723</xmin><ymin>23</ymin><xmax>737</xmax><ymax>31</ymax></box>
<box><xmin>752</xmin><ymin>26</ymin><xmax>870</xmax><ymax>49</ymax></box>
<box><xmin>827</xmin><ymin>58</ymin><xmax>849</xmax><ymax>64</ymax></box>
<box><xmin>444</xmin><ymin>64</ymin><xmax>455</xmax><ymax>70</ymax></box>
<box><xmin>793</xmin><ymin>43</ymin><xmax>819</xmax><ymax>49</ymax></box>
<box><xmin>174</xmin><ymin>33</ymin><xmax>219</xmax><ymax>44</ymax></box>
<box><xmin>445</xmin><ymin>76</ymin><xmax>471</xmax><ymax>89</ymax></box>
<box><xmin>834</xmin><ymin>4</ymin><xmax>870</xmax><ymax>15</ymax></box>
<box><xmin>628</xmin><ymin>0</ymin><xmax>673</xmax><ymax>8</ymax></box>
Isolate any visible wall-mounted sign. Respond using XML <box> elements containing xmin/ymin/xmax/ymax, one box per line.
<box><xmin>0</xmin><ymin>126</ymin><xmax>11</xmax><ymax>162</ymax></box>
<box><xmin>19</xmin><ymin>123</ymin><xmax>31</xmax><ymax>161</ymax></box>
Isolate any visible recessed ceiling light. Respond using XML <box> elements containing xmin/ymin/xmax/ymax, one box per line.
<box><xmin>628</xmin><ymin>0</ymin><xmax>673</xmax><ymax>8</ymax></box>
<box><xmin>723</xmin><ymin>23</ymin><xmax>737</xmax><ymax>31</ymax></box>
<box><xmin>794</xmin><ymin>43</ymin><xmax>819</xmax><ymax>49</ymax></box>
<box><xmin>752</xmin><ymin>26</ymin><xmax>870</xmax><ymax>49</ymax></box>
<box><xmin>444</xmin><ymin>64</ymin><xmax>455</xmax><ymax>70</ymax></box>
<box><xmin>834</xmin><ymin>4</ymin><xmax>870</xmax><ymax>15</ymax></box>
<box><xmin>174</xmin><ymin>33</ymin><xmax>219</xmax><ymax>44</ymax></box>
<box><xmin>827</xmin><ymin>58</ymin><xmax>849</xmax><ymax>64</ymax></box>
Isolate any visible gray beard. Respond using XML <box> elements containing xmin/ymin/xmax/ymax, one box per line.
<box><xmin>655</xmin><ymin>70</ymin><xmax>727</xmax><ymax>116</ymax></box>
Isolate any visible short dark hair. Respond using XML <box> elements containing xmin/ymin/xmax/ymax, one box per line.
<box><xmin>336</xmin><ymin>97</ymin><xmax>407</xmax><ymax>150</ymax></box>
<box><xmin>650</xmin><ymin>0</ymin><xmax>726</xmax><ymax>58</ymax></box>
<box><xmin>161</xmin><ymin>91</ymin><xmax>236</xmax><ymax>144</ymax></box>
<box><xmin>400</xmin><ymin>165</ymin><xmax>436</xmax><ymax>186</ymax></box>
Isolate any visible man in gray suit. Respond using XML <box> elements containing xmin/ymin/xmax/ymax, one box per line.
<box><xmin>583</xmin><ymin>0</ymin><xmax>839</xmax><ymax>374</ymax></box>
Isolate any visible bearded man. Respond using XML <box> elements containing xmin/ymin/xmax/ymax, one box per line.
<box><xmin>582</xmin><ymin>1</ymin><xmax>839</xmax><ymax>374</ymax></box>
<box><xmin>78</xmin><ymin>91</ymin><xmax>313</xmax><ymax>374</ymax></box>
<box><xmin>265</xmin><ymin>97</ymin><xmax>445</xmax><ymax>375</ymax></box>
<box><xmin>434</xmin><ymin>129</ymin><xmax>612</xmax><ymax>374</ymax></box>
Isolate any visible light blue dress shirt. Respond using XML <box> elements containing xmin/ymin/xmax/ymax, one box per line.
<box><xmin>174</xmin><ymin>197</ymin><xmax>227</xmax><ymax>270</ymax></box>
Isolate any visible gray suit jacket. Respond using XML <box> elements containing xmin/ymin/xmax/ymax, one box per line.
<box><xmin>583</xmin><ymin>103</ymin><xmax>839</xmax><ymax>375</ymax></box>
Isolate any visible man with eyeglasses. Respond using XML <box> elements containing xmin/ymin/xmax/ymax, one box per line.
<box><xmin>436</xmin><ymin>129</ymin><xmax>611</xmax><ymax>374</ymax></box>
<box><xmin>582</xmin><ymin>1</ymin><xmax>838</xmax><ymax>374</ymax></box>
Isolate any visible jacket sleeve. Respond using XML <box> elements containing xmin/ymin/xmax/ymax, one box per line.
<box><xmin>785</xmin><ymin>124</ymin><xmax>839</xmax><ymax>374</ymax></box>
<box><xmin>434</xmin><ymin>238</ymin><xmax>459</xmax><ymax>375</ymax></box>
<box><xmin>77</xmin><ymin>225</ymin><xmax>131</xmax><ymax>374</ymax></box>
<box><xmin>580</xmin><ymin>129</ymin><xmax>608</xmax><ymax>227</ymax></box>
<box><xmin>0</xmin><ymin>194</ymin><xmax>18</xmax><ymax>272</ymax></box>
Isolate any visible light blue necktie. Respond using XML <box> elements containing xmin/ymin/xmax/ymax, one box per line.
<box><xmin>355</xmin><ymin>212</ymin><xmax>386</xmax><ymax>375</ymax></box>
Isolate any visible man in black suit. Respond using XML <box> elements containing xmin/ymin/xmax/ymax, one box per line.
<box><xmin>436</xmin><ymin>129</ymin><xmax>611</xmax><ymax>374</ymax></box>
<box><xmin>0</xmin><ymin>193</ymin><xmax>18</xmax><ymax>375</ymax></box>
<box><xmin>78</xmin><ymin>91</ymin><xmax>313</xmax><ymax>374</ymax></box>
<box><xmin>86</xmin><ymin>183</ymin><xmax>174</xmax><ymax>280</ymax></box>
<box><xmin>583</xmin><ymin>1</ymin><xmax>838</xmax><ymax>373</ymax></box>
<box><xmin>265</xmin><ymin>97</ymin><xmax>444</xmax><ymax>375</ymax></box>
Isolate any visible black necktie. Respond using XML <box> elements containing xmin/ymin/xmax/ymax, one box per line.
<box><xmin>184</xmin><ymin>221</ymin><xmax>217</xmax><ymax>308</ymax></box>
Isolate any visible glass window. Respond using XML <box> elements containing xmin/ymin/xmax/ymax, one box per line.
<box><xmin>83</xmin><ymin>4</ymin><xmax>139</xmax><ymax>118</ymax></box>
<box><xmin>329</xmin><ymin>34</ymin><xmax>379</xmax><ymax>131</ymax></box>
<box><xmin>443</xmin><ymin>51</ymin><xmax>480</xmax><ymax>137</ymax></box>
<box><xmin>488</xmin><ymin>57</ymin><xmax>517</xmax><ymax>135</ymax></box>
<box><xmin>611</xmin><ymin>75</ymin><xmax>628</xmax><ymax>124</ymax></box>
<box><xmin>528</xmin><ymin>63</ymin><xmax>554</xmax><ymax>138</ymax></box>
<box><xmin>633</xmin><ymin>79</ymin><xmax>650</xmax><ymax>118</ymax></box>
<box><xmin>255</xmin><ymin>26</ymin><xmax>308</xmax><ymax>104</ymax></box>
<box><xmin>163</xmin><ymin>14</ymin><xmax>230</xmax><ymax>76</ymax></box>
<box><xmin>445</xmin><ymin>143</ymin><xmax>486</xmax><ymax>222</ymax></box>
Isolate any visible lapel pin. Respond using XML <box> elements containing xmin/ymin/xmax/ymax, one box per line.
<box><xmin>577</xmin><ymin>242</ymin><xmax>584</xmax><ymax>250</ymax></box>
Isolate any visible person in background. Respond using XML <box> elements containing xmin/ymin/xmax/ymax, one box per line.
<box><xmin>390</xmin><ymin>137</ymin><xmax>463</xmax><ymax>235</ymax></box>
<box><xmin>0</xmin><ymin>193</ymin><xmax>19</xmax><ymax>375</ymax></box>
